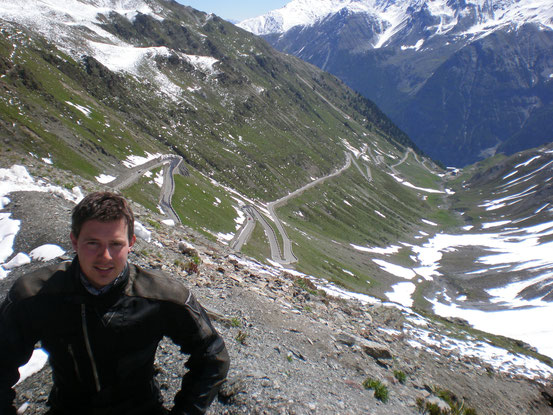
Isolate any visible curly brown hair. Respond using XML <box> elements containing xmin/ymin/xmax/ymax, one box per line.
<box><xmin>71</xmin><ymin>192</ymin><xmax>134</xmax><ymax>241</ymax></box>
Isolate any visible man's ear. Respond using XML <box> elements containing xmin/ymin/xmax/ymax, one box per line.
<box><xmin>70</xmin><ymin>232</ymin><xmax>78</xmax><ymax>251</ymax></box>
<box><xmin>129</xmin><ymin>234</ymin><xmax>136</xmax><ymax>249</ymax></box>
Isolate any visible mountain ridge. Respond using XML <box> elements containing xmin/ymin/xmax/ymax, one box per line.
<box><xmin>239</xmin><ymin>0</ymin><xmax>553</xmax><ymax>41</ymax></box>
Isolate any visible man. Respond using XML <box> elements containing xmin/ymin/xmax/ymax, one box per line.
<box><xmin>0</xmin><ymin>192</ymin><xmax>229</xmax><ymax>414</ymax></box>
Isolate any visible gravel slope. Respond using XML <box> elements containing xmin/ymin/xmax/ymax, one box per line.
<box><xmin>2</xmin><ymin>190</ymin><xmax>553</xmax><ymax>414</ymax></box>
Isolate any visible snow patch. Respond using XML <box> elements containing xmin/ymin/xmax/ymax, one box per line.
<box><xmin>134</xmin><ymin>221</ymin><xmax>151</xmax><ymax>242</ymax></box>
<box><xmin>65</xmin><ymin>101</ymin><xmax>91</xmax><ymax>117</ymax></box>
<box><xmin>123</xmin><ymin>152</ymin><xmax>163</xmax><ymax>168</ymax></box>
<box><xmin>389</xmin><ymin>173</ymin><xmax>445</xmax><ymax>194</ymax></box>
<box><xmin>18</xmin><ymin>348</ymin><xmax>49</xmax><ymax>385</ymax></box>
<box><xmin>95</xmin><ymin>174</ymin><xmax>116</xmax><ymax>184</ymax></box>
<box><xmin>373</xmin><ymin>259</ymin><xmax>416</xmax><ymax>280</ymax></box>
<box><xmin>401</xmin><ymin>38</ymin><xmax>424</xmax><ymax>51</ymax></box>
<box><xmin>30</xmin><ymin>244</ymin><xmax>65</xmax><ymax>262</ymax></box>
<box><xmin>386</xmin><ymin>282</ymin><xmax>416</xmax><ymax>307</ymax></box>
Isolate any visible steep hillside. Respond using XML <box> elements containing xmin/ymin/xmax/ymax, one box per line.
<box><xmin>2</xmin><ymin>186</ymin><xmax>552</xmax><ymax>414</ymax></box>
<box><xmin>1</xmin><ymin>0</ymin><xmax>414</xmax><ymax>198</ymax></box>
<box><xmin>353</xmin><ymin>143</ymin><xmax>553</xmax><ymax>360</ymax></box>
<box><xmin>240</xmin><ymin>0</ymin><xmax>553</xmax><ymax>166</ymax></box>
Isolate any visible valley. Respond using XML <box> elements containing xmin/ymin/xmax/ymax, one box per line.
<box><xmin>1</xmin><ymin>0</ymin><xmax>553</xmax><ymax>412</ymax></box>
<box><xmin>240</xmin><ymin>0</ymin><xmax>553</xmax><ymax>167</ymax></box>
<box><xmin>72</xmin><ymin>125</ymin><xmax>553</xmax><ymax>361</ymax></box>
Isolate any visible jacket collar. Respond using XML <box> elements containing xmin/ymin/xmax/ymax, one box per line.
<box><xmin>71</xmin><ymin>256</ymin><xmax>130</xmax><ymax>300</ymax></box>
<box><xmin>79</xmin><ymin>263</ymin><xmax>129</xmax><ymax>296</ymax></box>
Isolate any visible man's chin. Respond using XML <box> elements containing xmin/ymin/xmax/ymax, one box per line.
<box><xmin>88</xmin><ymin>272</ymin><xmax>118</xmax><ymax>288</ymax></box>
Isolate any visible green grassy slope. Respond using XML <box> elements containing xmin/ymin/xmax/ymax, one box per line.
<box><xmin>0</xmin><ymin>2</ymin><xmax>451</xmax><ymax>295</ymax></box>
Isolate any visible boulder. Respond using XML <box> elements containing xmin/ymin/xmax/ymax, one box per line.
<box><xmin>178</xmin><ymin>240</ymin><xmax>198</xmax><ymax>256</ymax></box>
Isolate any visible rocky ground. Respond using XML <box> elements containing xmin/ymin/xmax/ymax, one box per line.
<box><xmin>3</xmin><ymin>190</ymin><xmax>553</xmax><ymax>414</ymax></box>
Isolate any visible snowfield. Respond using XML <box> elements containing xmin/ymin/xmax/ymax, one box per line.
<box><xmin>354</xmin><ymin>150</ymin><xmax>553</xmax><ymax>359</ymax></box>
<box><xmin>0</xmin><ymin>0</ymin><xmax>220</xmax><ymax>101</ymax></box>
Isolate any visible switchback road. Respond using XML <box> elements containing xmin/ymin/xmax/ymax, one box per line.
<box><xmin>109</xmin><ymin>155</ymin><xmax>188</xmax><ymax>224</ymax></box>
<box><xmin>233</xmin><ymin>153</ymin><xmax>353</xmax><ymax>264</ymax></box>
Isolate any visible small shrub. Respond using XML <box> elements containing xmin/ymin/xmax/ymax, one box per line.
<box><xmin>184</xmin><ymin>255</ymin><xmax>201</xmax><ymax>274</ymax></box>
<box><xmin>295</xmin><ymin>277</ymin><xmax>319</xmax><ymax>296</ymax></box>
<box><xmin>147</xmin><ymin>218</ymin><xmax>161</xmax><ymax>230</ymax></box>
<box><xmin>230</xmin><ymin>317</ymin><xmax>241</xmax><ymax>328</ymax></box>
<box><xmin>416</xmin><ymin>397</ymin><xmax>447</xmax><ymax>414</ymax></box>
<box><xmin>393</xmin><ymin>370</ymin><xmax>407</xmax><ymax>384</ymax></box>
<box><xmin>235</xmin><ymin>330</ymin><xmax>247</xmax><ymax>345</ymax></box>
<box><xmin>362</xmin><ymin>377</ymin><xmax>389</xmax><ymax>403</ymax></box>
<box><xmin>433</xmin><ymin>387</ymin><xmax>456</xmax><ymax>406</ymax></box>
<box><xmin>416</xmin><ymin>391</ymin><xmax>478</xmax><ymax>415</ymax></box>
<box><xmin>185</xmin><ymin>261</ymin><xmax>198</xmax><ymax>274</ymax></box>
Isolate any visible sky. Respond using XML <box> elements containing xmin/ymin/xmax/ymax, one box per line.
<box><xmin>176</xmin><ymin>0</ymin><xmax>289</xmax><ymax>22</ymax></box>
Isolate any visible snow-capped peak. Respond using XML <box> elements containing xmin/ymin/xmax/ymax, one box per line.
<box><xmin>238</xmin><ymin>0</ymin><xmax>362</xmax><ymax>35</ymax></box>
<box><xmin>238</xmin><ymin>0</ymin><xmax>553</xmax><ymax>43</ymax></box>
<box><xmin>0</xmin><ymin>0</ymin><xmax>163</xmax><ymax>29</ymax></box>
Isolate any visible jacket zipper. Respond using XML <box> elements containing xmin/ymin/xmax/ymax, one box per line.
<box><xmin>81</xmin><ymin>304</ymin><xmax>101</xmax><ymax>393</ymax></box>
<box><xmin>67</xmin><ymin>344</ymin><xmax>81</xmax><ymax>382</ymax></box>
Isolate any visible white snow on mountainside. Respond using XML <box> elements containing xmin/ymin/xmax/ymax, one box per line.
<box><xmin>239</xmin><ymin>0</ymin><xmax>553</xmax><ymax>48</ymax></box>
<box><xmin>0</xmin><ymin>0</ymin><xmax>219</xmax><ymax>99</ymax></box>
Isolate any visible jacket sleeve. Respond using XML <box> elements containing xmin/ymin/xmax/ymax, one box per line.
<box><xmin>0</xmin><ymin>293</ymin><xmax>37</xmax><ymax>415</ymax></box>
<box><xmin>166</xmin><ymin>292</ymin><xmax>230</xmax><ymax>415</ymax></box>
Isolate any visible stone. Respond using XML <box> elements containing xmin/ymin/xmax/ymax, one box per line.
<box><xmin>360</xmin><ymin>338</ymin><xmax>393</xmax><ymax>360</ymax></box>
<box><xmin>336</xmin><ymin>333</ymin><xmax>356</xmax><ymax>347</ymax></box>
<box><xmin>218</xmin><ymin>376</ymin><xmax>247</xmax><ymax>403</ymax></box>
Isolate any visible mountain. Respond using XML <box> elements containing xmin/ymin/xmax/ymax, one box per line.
<box><xmin>0</xmin><ymin>0</ymin><xmax>415</xmax><ymax>196</ymax></box>
<box><xmin>2</xmin><ymin>1</ymin><xmax>553</xmax><ymax>410</ymax></box>
<box><xmin>239</xmin><ymin>0</ymin><xmax>553</xmax><ymax>167</ymax></box>
<box><xmin>0</xmin><ymin>0</ymin><xmax>430</xmax><ymax>294</ymax></box>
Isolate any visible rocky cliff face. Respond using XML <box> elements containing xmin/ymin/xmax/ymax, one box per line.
<box><xmin>398</xmin><ymin>24</ymin><xmax>553</xmax><ymax>165</ymax></box>
<box><xmin>241</xmin><ymin>0</ymin><xmax>553</xmax><ymax>166</ymax></box>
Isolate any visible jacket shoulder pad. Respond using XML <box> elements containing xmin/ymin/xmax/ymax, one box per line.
<box><xmin>128</xmin><ymin>265</ymin><xmax>191</xmax><ymax>306</ymax></box>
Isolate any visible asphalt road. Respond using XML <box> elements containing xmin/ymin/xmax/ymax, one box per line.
<box><xmin>232</xmin><ymin>152</ymin><xmax>353</xmax><ymax>264</ymax></box>
<box><xmin>109</xmin><ymin>155</ymin><xmax>187</xmax><ymax>223</ymax></box>
<box><xmin>110</xmin><ymin>148</ymin><xmax>416</xmax><ymax>267</ymax></box>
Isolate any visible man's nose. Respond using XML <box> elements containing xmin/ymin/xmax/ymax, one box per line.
<box><xmin>99</xmin><ymin>245</ymin><xmax>113</xmax><ymax>260</ymax></box>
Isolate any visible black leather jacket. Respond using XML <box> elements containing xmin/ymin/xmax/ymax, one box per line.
<box><xmin>0</xmin><ymin>258</ymin><xmax>229</xmax><ymax>415</ymax></box>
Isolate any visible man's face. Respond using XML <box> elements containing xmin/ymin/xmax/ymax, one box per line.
<box><xmin>70</xmin><ymin>218</ymin><xmax>135</xmax><ymax>289</ymax></box>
